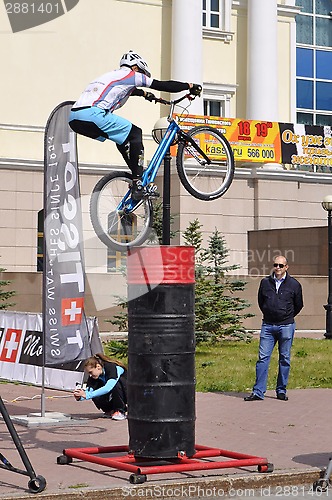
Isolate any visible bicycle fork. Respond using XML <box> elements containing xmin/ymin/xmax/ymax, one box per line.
<box><xmin>177</xmin><ymin>130</ymin><xmax>211</xmax><ymax>165</ymax></box>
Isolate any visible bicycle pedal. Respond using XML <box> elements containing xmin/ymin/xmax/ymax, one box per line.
<box><xmin>146</xmin><ymin>184</ymin><xmax>160</xmax><ymax>197</ymax></box>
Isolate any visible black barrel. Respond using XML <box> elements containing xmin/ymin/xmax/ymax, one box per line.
<box><xmin>127</xmin><ymin>246</ymin><xmax>196</xmax><ymax>459</ymax></box>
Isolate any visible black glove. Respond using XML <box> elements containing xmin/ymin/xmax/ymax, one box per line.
<box><xmin>144</xmin><ymin>92</ymin><xmax>156</xmax><ymax>102</ymax></box>
<box><xmin>189</xmin><ymin>84</ymin><xmax>202</xmax><ymax>97</ymax></box>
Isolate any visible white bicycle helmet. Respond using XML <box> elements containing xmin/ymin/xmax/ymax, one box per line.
<box><xmin>119</xmin><ymin>50</ymin><xmax>151</xmax><ymax>78</ymax></box>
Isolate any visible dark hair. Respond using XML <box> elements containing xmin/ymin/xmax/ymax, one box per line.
<box><xmin>84</xmin><ymin>353</ymin><xmax>127</xmax><ymax>370</ymax></box>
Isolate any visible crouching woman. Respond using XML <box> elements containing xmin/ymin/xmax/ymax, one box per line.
<box><xmin>73</xmin><ymin>353</ymin><xmax>127</xmax><ymax>420</ymax></box>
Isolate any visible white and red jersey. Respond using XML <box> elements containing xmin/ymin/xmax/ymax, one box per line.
<box><xmin>72</xmin><ymin>67</ymin><xmax>153</xmax><ymax>112</ymax></box>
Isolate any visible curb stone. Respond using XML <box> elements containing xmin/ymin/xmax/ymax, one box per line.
<box><xmin>1</xmin><ymin>469</ymin><xmax>323</xmax><ymax>500</ymax></box>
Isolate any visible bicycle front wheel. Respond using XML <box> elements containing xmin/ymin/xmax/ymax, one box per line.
<box><xmin>90</xmin><ymin>171</ymin><xmax>153</xmax><ymax>251</ymax></box>
<box><xmin>176</xmin><ymin>126</ymin><xmax>235</xmax><ymax>201</ymax></box>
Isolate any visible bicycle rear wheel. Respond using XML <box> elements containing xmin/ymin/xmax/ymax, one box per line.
<box><xmin>90</xmin><ymin>171</ymin><xmax>153</xmax><ymax>251</ymax></box>
<box><xmin>176</xmin><ymin>126</ymin><xmax>235</xmax><ymax>201</ymax></box>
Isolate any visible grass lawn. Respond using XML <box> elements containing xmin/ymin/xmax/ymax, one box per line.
<box><xmin>195</xmin><ymin>338</ymin><xmax>332</xmax><ymax>392</ymax></box>
<box><xmin>104</xmin><ymin>337</ymin><xmax>332</xmax><ymax>393</ymax></box>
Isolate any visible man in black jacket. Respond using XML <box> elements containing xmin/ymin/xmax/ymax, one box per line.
<box><xmin>244</xmin><ymin>255</ymin><xmax>303</xmax><ymax>402</ymax></box>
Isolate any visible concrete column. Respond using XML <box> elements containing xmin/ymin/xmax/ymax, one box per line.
<box><xmin>171</xmin><ymin>0</ymin><xmax>203</xmax><ymax>115</ymax></box>
<box><xmin>246</xmin><ymin>0</ymin><xmax>279</xmax><ymax>121</ymax></box>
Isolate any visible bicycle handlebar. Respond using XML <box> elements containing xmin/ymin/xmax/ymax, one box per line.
<box><xmin>151</xmin><ymin>93</ymin><xmax>197</xmax><ymax>106</ymax></box>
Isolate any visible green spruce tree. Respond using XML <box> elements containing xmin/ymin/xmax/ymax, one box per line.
<box><xmin>183</xmin><ymin>221</ymin><xmax>253</xmax><ymax>342</ymax></box>
<box><xmin>183</xmin><ymin>218</ymin><xmax>205</xmax><ymax>277</ymax></box>
<box><xmin>183</xmin><ymin>218</ymin><xmax>203</xmax><ymax>253</ymax></box>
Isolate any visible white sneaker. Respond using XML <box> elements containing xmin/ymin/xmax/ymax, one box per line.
<box><xmin>111</xmin><ymin>411</ymin><xmax>126</xmax><ymax>421</ymax></box>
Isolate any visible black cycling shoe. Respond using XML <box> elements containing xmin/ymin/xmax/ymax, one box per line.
<box><xmin>132</xmin><ymin>179</ymin><xmax>146</xmax><ymax>201</ymax></box>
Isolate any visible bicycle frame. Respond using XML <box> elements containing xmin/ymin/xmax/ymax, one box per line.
<box><xmin>118</xmin><ymin>118</ymin><xmax>180</xmax><ymax>213</ymax></box>
<box><xmin>117</xmin><ymin>93</ymin><xmax>209</xmax><ymax>213</ymax></box>
<box><xmin>143</xmin><ymin>119</ymin><xmax>180</xmax><ymax>186</ymax></box>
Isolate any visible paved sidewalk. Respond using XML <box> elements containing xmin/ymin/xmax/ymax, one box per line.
<box><xmin>0</xmin><ymin>383</ymin><xmax>331</xmax><ymax>499</ymax></box>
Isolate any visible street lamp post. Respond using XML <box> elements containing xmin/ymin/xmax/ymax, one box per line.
<box><xmin>152</xmin><ymin>117</ymin><xmax>172</xmax><ymax>245</ymax></box>
<box><xmin>322</xmin><ymin>195</ymin><xmax>332</xmax><ymax>339</ymax></box>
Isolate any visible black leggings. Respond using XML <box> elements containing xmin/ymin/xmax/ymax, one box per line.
<box><xmin>116</xmin><ymin>124</ymin><xmax>144</xmax><ymax>178</ymax></box>
<box><xmin>69</xmin><ymin>117</ymin><xmax>144</xmax><ymax>179</ymax></box>
<box><xmin>92</xmin><ymin>378</ymin><xmax>127</xmax><ymax>414</ymax></box>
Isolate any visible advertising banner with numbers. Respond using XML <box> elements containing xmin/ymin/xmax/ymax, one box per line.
<box><xmin>177</xmin><ymin>115</ymin><xmax>332</xmax><ymax>168</ymax></box>
<box><xmin>0</xmin><ymin>311</ymin><xmax>102</xmax><ymax>390</ymax></box>
<box><xmin>43</xmin><ymin>101</ymin><xmax>91</xmax><ymax>366</ymax></box>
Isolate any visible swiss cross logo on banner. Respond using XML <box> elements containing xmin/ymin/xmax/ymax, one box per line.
<box><xmin>0</xmin><ymin>329</ymin><xmax>22</xmax><ymax>363</ymax></box>
<box><xmin>61</xmin><ymin>298</ymin><xmax>84</xmax><ymax>326</ymax></box>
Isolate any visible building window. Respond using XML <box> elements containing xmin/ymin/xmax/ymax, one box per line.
<box><xmin>203</xmin><ymin>0</ymin><xmax>221</xmax><ymax>29</ymax></box>
<box><xmin>296</xmin><ymin>0</ymin><xmax>332</xmax><ymax>125</ymax></box>
<box><xmin>202</xmin><ymin>0</ymin><xmax>233</xmax><ymax>42</ymax></box>
<box><xmin>107</xmin><ymin>249</ymin><xmax>126</xmax><ymax>272</ymax></box>
<box><xmin>203</xmin><ymin>82</ymin><xmax>236</xmax><ymax>118</ymax></box>
<box><xmin>204</xmin><ymin>100</ymin><xmax>223</xmax><ymax>117</ymax></box>
<box><xmin>296</xmin><ymin>79</ymin><xmax>314</xmax><ymax>109</ymax></box>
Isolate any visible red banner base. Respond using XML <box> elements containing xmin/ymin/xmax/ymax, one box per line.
<box><xmin>57</xmin><ymin>444</ymin><xmax>273</xmax><ymax>484</ymax></box>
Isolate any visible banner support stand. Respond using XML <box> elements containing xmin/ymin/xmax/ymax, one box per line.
<box><xmin>40</xmin><ymin>367</ymin><xmax>46</xmax><ymax>418</ymax></box>
<box><xmin>41</xmin><ymin>102</ymin><xmax>49</xmax><ymax>419</ymax></box>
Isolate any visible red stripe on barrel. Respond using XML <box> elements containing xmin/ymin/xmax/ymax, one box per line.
<box><xmin>127</xmin><ymin>246</ymin><xmax>195</xmax><ymax>285</ymax></box>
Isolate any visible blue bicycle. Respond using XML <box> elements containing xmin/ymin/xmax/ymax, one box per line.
<box><xmin>90</xmin><ymin>93</ymin><xmax>235</xmax><ymax>251</ymax></box>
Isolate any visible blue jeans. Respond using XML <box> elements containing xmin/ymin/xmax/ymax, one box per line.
<box><xmin>253</xmin><ymin>323</ymin><xmax>295</xmax><ymax>399</ymax></box>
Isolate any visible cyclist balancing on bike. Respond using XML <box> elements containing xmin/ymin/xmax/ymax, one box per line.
<box><xmin>69</xmin><ymin>50</ymin><xmax>202</xmax><ymax>200</ymax></box>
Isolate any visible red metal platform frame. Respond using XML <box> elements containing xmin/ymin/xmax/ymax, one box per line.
<box><xmin>58</xmin><ymin>444</ymin><xmax>272</xmax><ymax>483</ymax></box>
